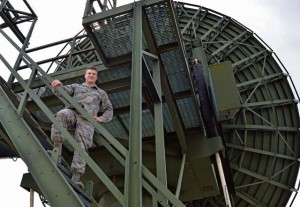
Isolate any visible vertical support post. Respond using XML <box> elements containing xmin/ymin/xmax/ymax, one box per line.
<box><xmin>30</xmin><ymin>188</ymin><xmax>34</xmax><ymax>207</ymax></box>
<box><xmin>66</xmin><ymin>39</ymin><xmax>75</xmax><ymax>69</ymax></box>
<box><xmin>153</xmin><ymin>59</ymin><xmax>168</xmax><ymax>205</ymax></box>
<box><xmin>126</xmin><ymin>2</ymin><xmax>143</xmax><ymax>207</ymax></box>
<box><xmin>102</xmin><ymin>0</ymin><xmax>108</xmax><ymax>10</ymax></box>
<box><xmin>152</xmin><ymin>198</ymin><xmax>158</xmax><ymax>207</ymax></box>
<box><xmin>216</xmin><ymin>152</ymin><xmax>232</xmax><ymax>207</ymax></box>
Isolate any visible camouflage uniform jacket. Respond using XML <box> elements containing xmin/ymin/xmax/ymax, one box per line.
<box><xmin>54</xmin><ymin>82</ymin><xmax>113</xmax><ymax>123</ymax></box>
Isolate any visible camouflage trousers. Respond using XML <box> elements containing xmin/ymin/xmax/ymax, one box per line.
<box><xmin>51</xmin><ymin>108</ymin><xmax>95</xmax><ymax>174</ymax></box>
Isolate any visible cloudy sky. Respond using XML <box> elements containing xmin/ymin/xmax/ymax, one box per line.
<box><xmin>0</xmin><ymin>0</ymin><xmax>300</xmax><ymax>206</ymax></box>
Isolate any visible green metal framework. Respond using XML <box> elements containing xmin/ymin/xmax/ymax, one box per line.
<box><xmin>0</xmin><ymin>0</ymin><xmax>299</xmax><ymax>207</ymax></box>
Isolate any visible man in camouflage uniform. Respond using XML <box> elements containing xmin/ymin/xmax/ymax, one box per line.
<box><xmin>51</xmin><ymin>66</ymin><xmax>113</xmax><ymax>188</ymax></box>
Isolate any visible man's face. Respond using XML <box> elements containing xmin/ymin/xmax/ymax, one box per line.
<box><xmin>85</xmin><ymin>69</ymin><xmax>98</xmax><ymax>85</ymax></box>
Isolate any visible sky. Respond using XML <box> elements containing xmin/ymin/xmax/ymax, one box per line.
<box><xmin>0</xmin><ymin>0</ymin><xmax>300</xmax><ymax>206</ymax></box>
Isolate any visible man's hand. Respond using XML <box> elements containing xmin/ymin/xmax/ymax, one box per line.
<box><xmin>93</xmin><ymin>115</ymin><xmax>103</xmax><ymax>123</ymax></box>
<box><xmin>51</xmin><ymin>79</ymin><xmax>63</xmax><ymax>88</ymax></box>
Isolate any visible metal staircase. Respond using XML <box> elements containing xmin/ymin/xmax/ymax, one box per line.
<box><xmin>0</xmin><ymin>77</ymin><xmax>93</xmax><ymax>206</ymax></box>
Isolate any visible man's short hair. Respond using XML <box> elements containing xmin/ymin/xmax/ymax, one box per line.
<box><xmin>86</xmin><ymin>66</ymin><xmax>98</xmax><ymax>73</ymax></box>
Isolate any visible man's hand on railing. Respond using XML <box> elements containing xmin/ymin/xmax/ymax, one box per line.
<box><xmin>51</xmin><ymin>79</ymin><xmax>63</xmax><ymax>88</ymax></box>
